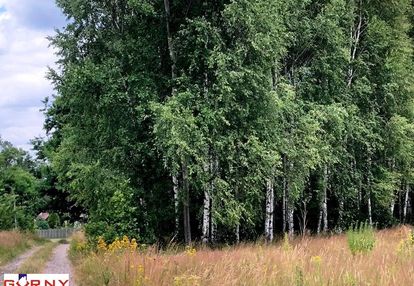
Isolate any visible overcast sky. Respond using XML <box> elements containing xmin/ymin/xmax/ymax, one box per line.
<box><xmin>0</xmin><ymin>0</ymin><xmax>66</xmax><ymax>151</ymax></box>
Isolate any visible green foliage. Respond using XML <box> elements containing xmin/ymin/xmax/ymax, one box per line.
<box><xmin>40</xmin><ymin>0</ymin><xmax>414</xmax><ymax>244</ymax></box>
<box><xmin>48</xmin><ymin>213</ymin><xmax>61</xmax><ymax>229</ymax></box>
<box><xmin>0</xmin><ymin>138</ymin><xmax>42</xmax><ymax>231</ymax></box>
<box><xmin>35</xmin><ymin>220</ymin><xmax>49</xmax><ymax>230</ymax></box>
<box><xmin>346</xmin><ymin>223</ymin><xmax>376</xmax><ymax>255</ymax></box>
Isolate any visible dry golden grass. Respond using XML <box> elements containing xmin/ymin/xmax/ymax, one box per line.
<box><xmin>71</xmin><ymin>226</ymin><xmax>414</xmax><ymax>286</ymax></box>
<box><xmin>0</xmin><ymin>231</ymin><xmax>42</xmax><ymax>265</ymax></box>
<box><xmin>17</xmin><ymin>242</ymin><xmax>57</xmax><ymax>273</ymax></box>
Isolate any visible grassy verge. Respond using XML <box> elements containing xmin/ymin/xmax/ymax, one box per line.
<box><xmin>0</xmin><ymin>231</ymin><xmax>45</xmax><ymax>266</ymax></box>
<box><xmin>17</xmin><ymin>242</ymin><xmax>57</xmax><ymax>273</ymax></box>
<box><xmin>69</xmin><ymin>226</ymin><xmax>414</xmax><ymax>286</ymax></box>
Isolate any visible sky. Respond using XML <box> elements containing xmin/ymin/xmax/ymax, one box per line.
<box><xmin>0</xmin><ymin>0</ymin><xmax>66</xmax><ymax>151</ymax></box>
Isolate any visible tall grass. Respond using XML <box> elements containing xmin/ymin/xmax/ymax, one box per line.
<box><xmin>0</xmin><ymin>231</ymin><xmax>43</xmax><ymax>265</ymax></box>
<box><xmin>70</xmin><ymin>227</ymin><xmax>414</xmax><ymax>286</ymax></box>
<box><xmin>17</xmin><ymin>242</ymin><xmax>57</xmax><ymax>273</ymax></box>
<box><xmin>346</xmin><ymin>222</ymin><xmax>376</xmax><ymax>255</ymax></box>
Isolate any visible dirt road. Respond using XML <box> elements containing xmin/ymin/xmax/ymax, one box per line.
<box><xmin>43</xmin><ymin>244</ymin><xmax>76</xmax><ymax>286</ymax></box>
<box><xmin>1</xmin><ymin>243</ymin><xmax>76</xmax><ymax>286</ymax></box>
<box><xmin>0</xmin><ymin>246</ymin><xmax>42</xmax><ymax>283</ymax></box>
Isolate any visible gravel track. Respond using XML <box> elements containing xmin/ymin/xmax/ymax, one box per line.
<box><xmin>0</xmin><ymin>245</ymin><xmax>42</xmax><ymax>282</ymax></box>
<box><xmin>43</xmin><ymin>244</ymin><xmax>76</xmax><ymax>286</ymax></box>
<box><xmin>1</xmin><ymin>243</ymin><xmax>76</xmax><ymax>286</ymax></box>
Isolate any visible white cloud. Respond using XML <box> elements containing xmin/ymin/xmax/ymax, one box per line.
<box><xmin>0</xmin><ymin>0</ymin><xmax>65</xmax><ymax>152</ymax></box>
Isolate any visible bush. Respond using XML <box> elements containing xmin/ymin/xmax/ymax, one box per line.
<box><xmin>346</xmin><ymin>222</ymin><xmax>376</xmax><ymax>255</ymax></box>
<box><xmin>48</xmin><ymin>213</ymin><xmax>61</xmax><ymax>228</ymax></box>
<box><xmin>69</xmin><ymin>231</ymin><xmax>89</xmax><ymax>260</ymax></box>
<box><xmin>35</xmin><ymin>219</ymin><xmax>49</xmax><ymax>230</ymax></box>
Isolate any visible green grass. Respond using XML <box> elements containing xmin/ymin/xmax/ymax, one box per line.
<box><xmin>346</xmin><ymin>222</ymin><xmax>376</xmax><ymax>255</ymax></box>
<box><xmin>17</xmin><ymin>242</ymin><xmax>58</xmax><ymax>273</ymax></box>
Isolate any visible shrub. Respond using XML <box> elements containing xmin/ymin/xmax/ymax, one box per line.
<box><xmin>69</xmin><ymin>231</ymin><xmax>89</xmax><ymax>259</ymax></box>
<box><xmin>48</xmin><ymin>213</ymin><xmax>61</xmax><ymax>228</ymax></box>
<box><xmin>35</xmin><ymin>219</ymin><xmax>49</xmax><ymax>229</ymax></box>
<box><xmin>346</xmin><ymin>222</ymin><xmax>376</xmax><ymax>255</ymax></box>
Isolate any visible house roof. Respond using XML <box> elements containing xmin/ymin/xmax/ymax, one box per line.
<box><xmin>37</xmin><ymin>212</ymin><xmax>49</xmax><ymax>220</ymax></box>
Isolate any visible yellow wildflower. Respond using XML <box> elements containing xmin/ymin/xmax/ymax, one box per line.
<box><xmin>310</xmin><ymin>255</ymin><xmax>322</xmax><ymax>264</ymax></box>
<box><xmin>97</xmin><ymin>236</ymin><xmax>107</xmax><ymax>251</ymax></box>
<box><xmin>185</xmin><ymin>246</ymin><xmax>197</xmax><ymax>256</ymax></box>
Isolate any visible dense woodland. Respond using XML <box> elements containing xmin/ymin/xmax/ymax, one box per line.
<box><xmin>2</xmin><ymin>0</ymin><xmax>414</xmax><ymax>244</ymax></box>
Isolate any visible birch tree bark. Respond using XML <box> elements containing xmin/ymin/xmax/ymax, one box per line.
<box><xmin>403</xmin><ymin>184</ymin><xmax>410</xmax><ymax>223</ymax></box>
<box><xmin>390</xmin><ymin>197</ymin><xmax>395</xmax><ymax>216</ymax></box>
<box><xmin>182</xmin><ymin>159</ymin><xmax>191</xmax><ymax>244</ymax></box>
<box><xmin>347</xmin><ymin>1</ymin><xmax>363</xmax><ymax>87</ymax></box>
<box><xmin>367</xmin><ymin>191</ymin><xmax>372</xmax><ymax>226</ymax></box>
<box><xmin>202</xmin><ymin>158</ymin><xmax>213</xmax><ymax>244</ymax></box>
<box><xmin>337</xmin><ymin>198</ymin><xmax>344</xmax><ymax>232</ymax></box>
<box><xmin>173</xmin><ymin>175</ymin><xmax>179</xmax><ymax>234</ymax></box>
<box><xmin>163</xmin><ymin>0</ymin><xmax>177</xmax><ymax>80</ymax></box>
<box><xmin>282</xmin><ymin>155</ymin><xmax>287</xmax><ymax>233</ymax></box>
<box><xmin>286</xmin><ymin>161</ymin><xmax>294</xmax><ymax>237</ymax></box>
<box><xmin>367</xmin><ymin>156</ymin><xmax>373</xmax><ymax>226</ymax></box>
<box><xmin>202</xmin><ymin>189</ymin><xmax>211</xmax><ymax>244</ymax></box>
<box><xmin>265</xmin><ymin>178</ymin><xmax>274</xmax><ymax>242</ymax></box>
<box><xmin>317</xmin><ymin>209</ymin><xmax>323</xmax><ymax>234</ymax></box>
<box><xmin>235</xmin><ymin>223</ymin><xmax>240</xmax><ymax>244</ymax></box>
<box><xmin>322</xmin><ymin>165</ymin><xmax>328</xmax><ymax>233</ymax></box>
<box><xmin>317</xmin><ymin>166</ymin><xmax>328</xmax><ymax>234</ymax></box>
<box><xmin>163</xmin><ymin>0</ymin><xmax>192</xmax><ymax>243</ymax></box>
<box><xmin>287</xmin><ymin>202</ymin><xmax>294</xmax><ymax>237</ymax></box>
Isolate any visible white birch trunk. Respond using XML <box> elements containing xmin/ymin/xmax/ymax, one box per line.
<box><xmin>265</xmin><ymin>179</ymin><xmax>274</xmax><ymax>242</ymax></box>
<box><xmin>202</xmin><ymin>190</ymin><xmax>211</xmax><ymax>244</ymax></box>
<box><xmin>403</xmin><ymin>184</ymin><xmax>410</xmax><ymax>223</ymax></box>
<box><xmin>286</xmin><ymin>160</ymin><xmax>294</xmax><ymax>237</ymax></box>
<box><xmin>210</xmin><ymin>210</ymin><xmax>216</xmax><ymax>243</ymax></box>
<box><xmin>390</xmin><ymin>197</ymin><xmax>395</xmax><ymax>216</ymax></box>
<box><xmin>317</xmin><ymin>209</ymin><xmax>322</xmax><ymax>235</ymax></box>
<box><xmin>317</xmin><ymin>166</ymin><xmax>328</xmax><ymax>234</ymax></box>
<box><xmin>210</xmin><ymin>158</ymin><xmax>218</xmax><ymax>243</ymax></box>
<box><xmin>282</xmin><ymin>177</ymin><xmax>287</xmax><ymax>234</ymax></box>
<box><xmin>173</xmin><ymin>175</ymin><xmax>179</xmax><ymax>234</ymax></box>
<box><xmin>322</xmin><ymin>165</ymin><xmax>328</xmax><ymax>233</ymax></box>
<box><xmin>367</xmin><ymin>155</ymin><xmax>373</xmax><ymax>226</ymax></box>
<box><xmin>338</xmin><ymin>198</ymin><xmax>344</xmax><ymax>233</ymax></box>
<box><xmin>367</xmin><ymin>191</ymin><xmax>372</xmax><ymax>226</ymax></box>
<box><xmin>282</xmin><ymin>155</ymin><xmax>287</xmax><ymax>233</ymax></box>
<box><xmin>399</xmin><ymin>190</ymin><xmax>403</xmax><ymax>221</ymax></box>
<box><xmin>182</xmin><ymin>160</ymin><xmax>191</xmax><ymax>244</ymax></box>
<box><xmin>288</xmin><ymin>204</ymin><xmax>294</xmax><ymax>237</ymax></box>
<box><xmin>347</xmin><ymin>6</ymin><xmax>363</xmax><ymax>87</ymax></box>
<box><xmin>235</xmin><ymin>223</ymin><xmax>240</xmax><ymax>244</ymax></box>
<box><xmin>163</xmin><ymin>0</ymin><xmax>176</xmax><ymax>80</ymax></box>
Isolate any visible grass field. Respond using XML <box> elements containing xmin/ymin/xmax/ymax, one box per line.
<box><xmin>70</xmin><ymin>226</ymin><xmax>414</xmax><ymax>286</ymax></box>
<box><xmin>0</xmin><ymin>231</ymin><xmax>44</xmax><ymax>266</ymax></box>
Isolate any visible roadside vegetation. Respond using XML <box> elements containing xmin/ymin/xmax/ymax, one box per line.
<box><xmin>0</xmin><ymin>231</ymin><xmax>44</xmax><ymax>265</ymax></box>
<box><xmin>69</xmin><ymin>226</ymin><xmax>414</xmax><ymax>286</ymax></box>
<box><xmin>16</xmin><ymin>242</ymin><xmax>57</xmax><ymax>273</ymax></box>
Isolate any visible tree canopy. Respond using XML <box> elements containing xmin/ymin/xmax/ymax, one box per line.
<box><xmin>35</xmin><ymin>0</ymin><xmax>414</xmax><ymax>243</ymax></box>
